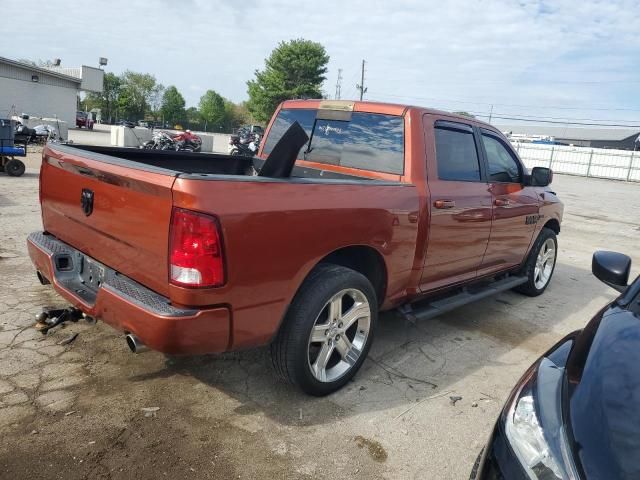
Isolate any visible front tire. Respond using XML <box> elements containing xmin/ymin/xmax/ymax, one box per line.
<box><xmin>514</xmin><ymin>227</ymin><xmax>557</xmax><ymax>296</ymax></box>
<box><xmin>271</xmin><ymin>264</ymin><xmax>377</xmax><ymax>396</ymax></box>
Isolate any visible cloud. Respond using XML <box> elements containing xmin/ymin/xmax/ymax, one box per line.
<box><xmin>1</xmin><ymin>0</ymin><xmax>638</xmax><ymax>121</ymax></box>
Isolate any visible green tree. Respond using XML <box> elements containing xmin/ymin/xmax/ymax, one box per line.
<box><xmin>185</xmin><ymin>107</ymin><xmax>203</xmax><ymax>130</ymax></box>
<box><xmin>199</xmin><ymin>90</ymin><xmax>227</xmax><ymax>132</ymax></box>
<box><xmin>161</xmin><ymin>86</ymin><xmax>186</xmax><ymax>126</ymax></box>
<box><xmin>149</xmin><ymin>84</ymin><xmax>165</xmax><ymax>122</ymax></box>
<box><xmin>83</xmin><ymin>72</ymin><xmax>121</xmax><ymax>123</ymax></box>
<box><xmin>224</xmin><ymin>100</ymin><xmax>253</xmax><ymax>131</ymax></box>
<box><xmin>246</xmin><ymin>39</ymin><xmax>329</xmax><ymax>122</ymax></box>
<box><xmin>118</xmin><ymin>71</ymin><xmax>159</xmax><ymax>120</ymax></box>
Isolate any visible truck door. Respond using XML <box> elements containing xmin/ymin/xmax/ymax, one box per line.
<box><xmin>477</xmin><ymin>129</ymin><xmax>539</xmax><ymax>277</ymax></box>
<box><xmin>420</xmin><ymin>119</ymin><xmax>493</xmax><ymax>291</ymax></box>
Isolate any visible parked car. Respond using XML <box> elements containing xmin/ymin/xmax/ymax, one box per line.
<box><xmin>471</xmin><ymin>251</ymin><xmax>639</xmax><ymax>480</ymax></box>
<box><xmin>237</xmin><ymin>124</ymin><xmax>264</xmax><ymax>136</ymax></box>
<box><xmin>27</xmin><ymin>99</ymin><xmax>563</xmax><ymax>395</ymax></box>
<box><xmin>117</xmin><ymin>120</ymin><xmax>136</xmax><ymax>128</ymax></box>
<box><xmin>75</xmin><ymin>111</ymin><xmax>94</xmax><ymax>129</ymax></box>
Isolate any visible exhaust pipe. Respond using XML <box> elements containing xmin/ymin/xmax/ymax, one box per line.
<box><xmin>125</xmin><ymin>334</ymin><xmax>148</xmax><ymax>354</ymax></box>
<box><xmin>37</xmin><ymin>271</ymin><xmax>50</xmax><ymax>285</ymax></box>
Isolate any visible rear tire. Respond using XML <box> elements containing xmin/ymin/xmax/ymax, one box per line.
<box><xmin>513</xmin><ymin>227</ymin><xmax>557</xmax><ymax>297</ymax></box>
<box><xmin>5</xmin><ymin>159</ymin><xmax>25</xmax><ymax>177</ymax></box>
<box><xmin>271</xmin><ymin>264</ymin><xmax>377</xmax><ymax>396</ymax></box>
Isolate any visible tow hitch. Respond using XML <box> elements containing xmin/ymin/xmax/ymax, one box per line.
<box><xmin>34</xmin><ymin>307</ymin><xmax>88</xmax><ymax>334</ymax></box>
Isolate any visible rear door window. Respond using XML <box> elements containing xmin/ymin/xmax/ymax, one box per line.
<box><xmin>434</xmin><ymin>123</ymin><xmax>481</xmax><ymax>181</ymax></box>
<box><xmin>262</xmin><ymin>109</ymin><xmax>404</xmax><ymax>175</ymax></box>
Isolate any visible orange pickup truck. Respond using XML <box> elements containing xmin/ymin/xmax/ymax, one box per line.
<box><xmin>28</xmin><ymin>99</ymin><xmax>563</xmax><ymax>395</ymax></box>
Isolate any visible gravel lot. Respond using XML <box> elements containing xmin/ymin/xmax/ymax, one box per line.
<box><xmin>1</xmin><ymin>150</ymin><xmax>639</xmax><ymax>479</ymax></box>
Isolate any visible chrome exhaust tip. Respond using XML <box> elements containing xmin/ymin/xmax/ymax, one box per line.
<box><xmin>125</xmin><ymin>334</ymin><xmax>148</xmax><ymax>354</ymax></box>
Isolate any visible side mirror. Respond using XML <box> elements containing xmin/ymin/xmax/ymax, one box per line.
<box><xmin>592</xmin><ymin>251</ymin><xmax>631</xmax><ymax>293</ymax></box>
<box><xmin>528</xmin><ymin>167</ymin><xmax>553</xmax><ymax>186</ymax></box>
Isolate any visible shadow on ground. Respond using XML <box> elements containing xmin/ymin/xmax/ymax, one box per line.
<box><xmin>122</xmin><ymin>260</ymin><xmax>607</xmax><ymax>427</ymax></box>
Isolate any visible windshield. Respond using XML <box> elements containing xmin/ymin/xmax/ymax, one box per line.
<box><xmin>262</xmin><ymin>108</ymin><xmax>404</xmax><ymax>175</ymax></box>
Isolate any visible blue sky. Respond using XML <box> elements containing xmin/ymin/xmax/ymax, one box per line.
<box><xmin>2</xmin><ymin>0</ymin><xmax>639</xmax><ymax>125</ymax></box>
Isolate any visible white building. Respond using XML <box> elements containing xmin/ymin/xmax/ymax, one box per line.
<box><xmin>0</xmin><ymin>56</ymin><xmax>104</xmax><ymax>126</ymax></box>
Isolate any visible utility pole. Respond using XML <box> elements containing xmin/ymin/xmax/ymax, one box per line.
<box><xmin>488</xmin><ymin>104</ymin><xmax>494</xmax><ymax>124</ymax></box>
<box><xmin>334</xmin><ymin>69</ymin><xmax>343</xmax><ymax>100</ymax></box>
<box><xmin>356</xmin><ymin>59</ymin><xmax>367</xmax><ymax>101</ymax></box>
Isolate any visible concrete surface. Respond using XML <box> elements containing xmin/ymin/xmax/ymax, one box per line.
<box><xmin>68</xmin><ymin>128</ymin><xmax>111</xmax><ymax>147</ymax></box>
<box><xmin>109</xmin><ymin>126</ymin><xmax>152</xmax><ymax>147</ymax></box>
<box><xmin>1</xmin><ymin>153</ymin><xmax>639</xmax><ymax>479</ymax></box>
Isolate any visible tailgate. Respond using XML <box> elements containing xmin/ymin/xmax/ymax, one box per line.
<box><xmin>40</xmin><ymin>144</ymin><xmax>176</xmax><ymax>297</ymax></box>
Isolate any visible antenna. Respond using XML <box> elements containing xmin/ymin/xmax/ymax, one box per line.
<box><xmin>334</xmin><ymin>69</ymin><xmax>343</xmax><ymax>100</ymax></box>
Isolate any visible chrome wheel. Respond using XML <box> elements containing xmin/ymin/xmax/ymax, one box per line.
<box><xmin>534</xmin><ymin>238</ymin><xmax>556</xmax><ymax>289</ymax></box>
<box><xmin>307</xmin><ymin>288</ymin><xmax>371</xmax><ymax>383</ymax></box>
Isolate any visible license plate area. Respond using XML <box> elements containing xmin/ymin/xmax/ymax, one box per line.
<box><xmin>80</xmin><ymin>256</ymin><xmax>106</xmax><ymax>292</ymax></box>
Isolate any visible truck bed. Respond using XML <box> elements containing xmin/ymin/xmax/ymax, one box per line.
<box><xmin>38</xmin><ymin>143</ymin><xmax>416</xmax><ymax>317</ymax></box>
<box><xmin>68</xmin><ymin>144</ymin><xmax>253</xmax><ymax>175</ymax></box>
<box><xmin>67</xmin><ymin>144</ymin><xmax>372</xmax><ymax>181</ymax></box>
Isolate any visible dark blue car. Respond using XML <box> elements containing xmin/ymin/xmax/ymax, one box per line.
<box><xmin>472</xmin><ymin>251</ymin><xmax>639</xmax><ymax>480</ymax></box>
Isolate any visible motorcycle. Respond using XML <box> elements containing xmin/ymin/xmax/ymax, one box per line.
<box><xmin>142</xmin><ymin>130</ymin><xmax>176</xmax><ymax>150</ymax></box>
<box><xmin>229</xmin><ymin>132</ymin><xmax>261</xmax><ymax>156</ymax></box>
<box><xmin>229</xmin><ymin>131</ymin><xmax>262</xmax><ymax>157</ymax></box>
<box><xmin>172</xmin><ymin>130</ymin><xmax>202</xmax><ymax>152</ymax></box>
<box><xmin>142</xmin><ymin>130</ymin><xmax>202</xmax><ymax>152</ymax></box>
<box><xmin>14</xmin><ymin>124</ymin><xmax>37</xmax><ymax>144</ymax></box>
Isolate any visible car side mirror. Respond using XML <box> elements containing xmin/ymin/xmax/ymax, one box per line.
<box><xmin>526</xmin><ymin>167</ymin><xmax>553</xmax><ymax>186</ymax></box>
<box><xmin>592</xmin><ymin>251</ymin><xmax>631</xmax><ymax>293</ymax></box>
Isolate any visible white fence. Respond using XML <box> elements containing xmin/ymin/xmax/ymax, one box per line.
<box><xmin>513</xmin><ymin>142</ymin><xmax>640</xmax><ymax>182</ymax></box>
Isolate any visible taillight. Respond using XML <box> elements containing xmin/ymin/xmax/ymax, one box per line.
<box><xmin>169</xmin><ymin>208</ymin><xmax>225</xmax><ymax>288</ymax></box>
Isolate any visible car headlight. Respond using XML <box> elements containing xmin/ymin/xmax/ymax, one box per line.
<box><xmin>504</xmin><ymin>359</ymin><xmax>580</xmax><ymax>480</ymax></box>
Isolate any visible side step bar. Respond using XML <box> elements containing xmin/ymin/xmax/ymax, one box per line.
<box><xmin>399</xmin><ymin>275</ymin><xmax>528</xmax><ymax>322</ymax></box>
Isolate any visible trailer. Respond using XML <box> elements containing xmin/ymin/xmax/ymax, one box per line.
<box><xmin>0</xmin><ymin>119</ymin><xmax>26</xmax><ymax>177</ymax></box>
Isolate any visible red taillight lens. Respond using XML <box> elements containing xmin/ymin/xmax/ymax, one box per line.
<box><xmin>169</xmin><ymin>208</ymin><xmax>225</xmax><ymax>288</ymax></box>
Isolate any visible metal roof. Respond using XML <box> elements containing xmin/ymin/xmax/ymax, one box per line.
<box><xmin>495</xmin><ymin>124</ymin><xmax>640</xmax><ymax>142</ymax></box>
<box><xmin>0</xmin><ymin>56</ymin><xmax>81</xmax><ymax>84</ymax></box>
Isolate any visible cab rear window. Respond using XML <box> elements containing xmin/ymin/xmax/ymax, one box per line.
<box><xmin>262</xmin><ymin>108</ymin><xmax>404</xmax><ymax>175</ymax></box>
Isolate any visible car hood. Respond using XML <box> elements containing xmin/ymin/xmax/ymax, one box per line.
<box><xmin>566</xmin><ymin>303</ymin><xmax>640</xmax><ymax>479</ymax></box>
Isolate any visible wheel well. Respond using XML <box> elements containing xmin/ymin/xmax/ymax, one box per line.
<box><xmin>544</xmin><ymin>218</ymin><xmax>560</xmax><ymax>234</ymax></box>
<box><xmin>319</xmin><ymin>246</ymin><xmax>387</xmax><ymax>305</ymax></box>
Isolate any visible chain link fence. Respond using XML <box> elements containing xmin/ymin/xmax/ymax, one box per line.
<box><xmin>513</xmin><ymin>142</ymin><xmax>640</xmax><ymax>182</ymax></box>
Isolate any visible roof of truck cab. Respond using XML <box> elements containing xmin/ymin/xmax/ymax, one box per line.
<box><xmin>280</xmin><ymin>99</ymin><xmax>497</xmax><ymax>130</ymax></box>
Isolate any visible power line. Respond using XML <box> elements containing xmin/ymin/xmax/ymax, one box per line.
<box><xmin>345</xmin><ymin>68</ymin><xmax>364</xmax><ymax>100</ymax></box>
<box><xmin>367</xmin><ymin>90</ymin><xmax>640</xmax><ymax>127</ymax></box>
<box><xmin>369</xmin><ymin>91</ymin><xmax>640</xmax><ymax>113</ymax></box>
<box><xmin>476</xmin><ymin>114</ymin><xmax>640</xmax><ymax>128</ymax></box>
<box><xmin>469</xmin><ymin>111</ymin><xmax>640</xmax><ymax>124</ymax></box>
<box><xmin>443</xmin><ymin>107</ymin><xmax>640</xmax><ymax>127</ymax></box>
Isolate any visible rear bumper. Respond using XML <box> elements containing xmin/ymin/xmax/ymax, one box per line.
<box><xmin>27</xmin><ymin>231</ymin><xmax>230</xmax><ymax>355</ymax></box>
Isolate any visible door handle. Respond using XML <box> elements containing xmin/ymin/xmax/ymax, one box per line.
<box><xmin>434</xmin><ymin>199</ymin><xmax>456</xmax><ymax>209</ymax></box>
<box><xmin>494</xmin><ymin>198</ymin><xmax>511</xmax><ymax>207</ymax></box>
